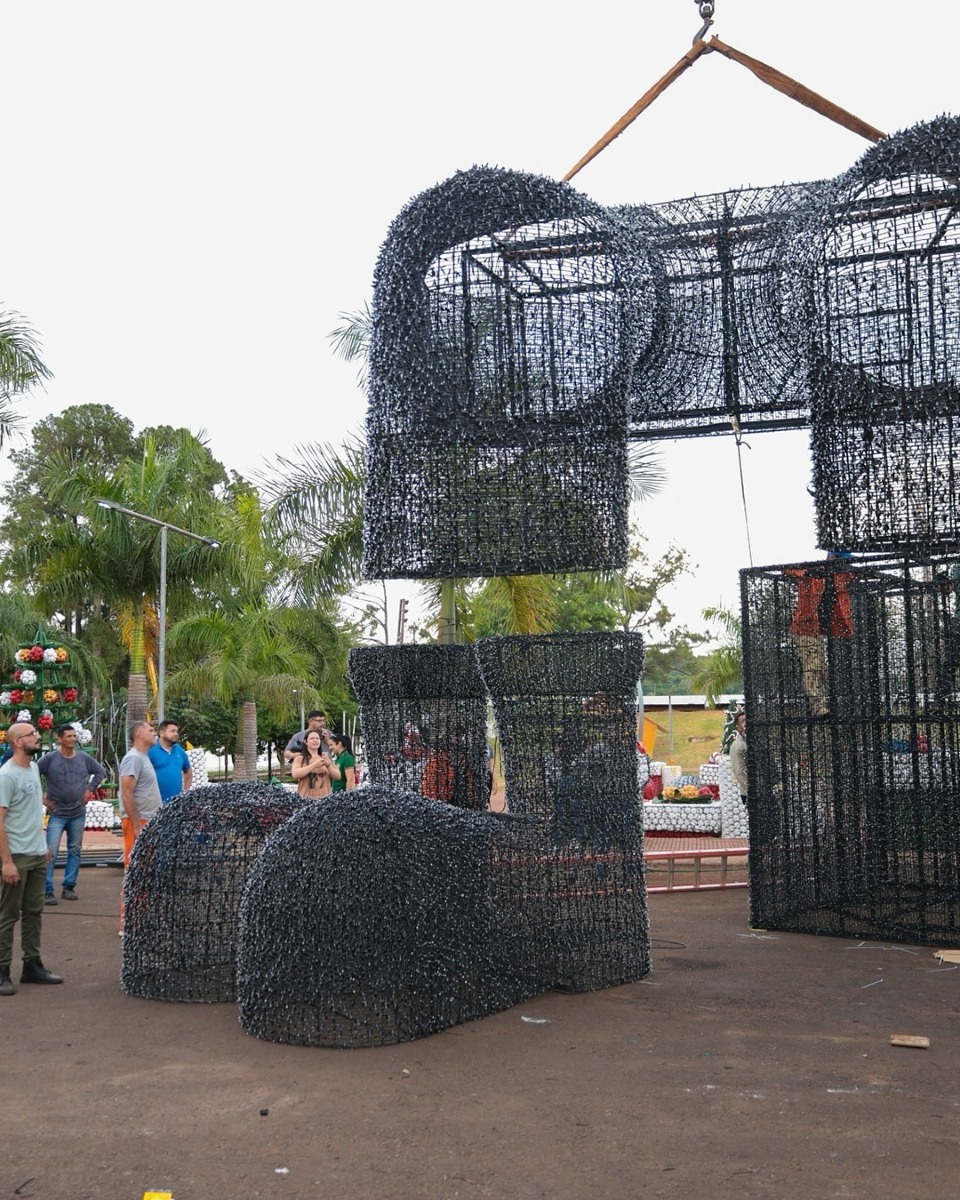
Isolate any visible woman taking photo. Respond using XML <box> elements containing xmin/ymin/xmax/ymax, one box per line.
<box><xmin>330</xmin><ymin>732</ymin><xmax>356</xmax><ymax>791</ymax></box>
<box><xmin>289</xmin><ymin>729</ymin><xmax>341</xmax><ymax>799</ymax></box>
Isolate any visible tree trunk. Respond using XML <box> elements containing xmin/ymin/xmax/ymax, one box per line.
<box><xmin>127</xmin><ymin>673</ymin><xmax>148</xmax><ymax>742</ymax></box>
<box><xmin>234</xmin><ymin>699</ymin><xmax>259</xmax><ymax>780</ymax></box>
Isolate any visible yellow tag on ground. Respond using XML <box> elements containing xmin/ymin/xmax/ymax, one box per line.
<box><xmin>143</xmin><ymin>1192</ymin><xmax>173</xmax><ymax>1199</ymax></box>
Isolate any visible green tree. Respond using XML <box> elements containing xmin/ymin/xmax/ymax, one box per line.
<box><xmin>691</xmin><ymin>605</ymin><xmax>744</xmax><ymax>706</ymax></box>
<box><xmin>641</xmin><ymin>633</ymin><xmax>709</xmax><ymax>695</ymax></box>
<box><xmin>0</xmin><ymin>309</ymin><xmax>52</xmax><ymax>445</ymax></box>
<box><xmin>166</xmin><ymin>490</ymin><xmax>354</xmax><ymax>778</ymax></box>
<box><xmin>16</xmin><ymin>430</ymin><xmax>228</xmax><ymax>732</ymax></box>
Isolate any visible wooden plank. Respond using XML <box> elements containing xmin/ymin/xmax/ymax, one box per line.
<box><xmin>889</xmin><ymin>1034</ymin><xmax>930</xmax><ymax>1049</ymax></box>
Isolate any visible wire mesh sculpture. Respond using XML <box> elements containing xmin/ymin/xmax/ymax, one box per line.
<box><xmin>624</xmin><ymin>182</ymin><xmax>821</xmax><ymax>439</ymax></box>
<box><xmin>475</xmin><ymin>632</ymin><xmax>650</xmax><ymax>990</ymax></box>
<box><xmin>742</xmin><ymin>554</ymin><xmax>960</xmax><ymax>945</ymax></box>
<box><xmin>349</xmin><ymin>644</ymin><xmax>489</xmax><ymax>810</ymax></box>
<box><xmin>363</xmin><ymin>166</ymin><xmax>663</xmax><ymax>579</ymax></box>
<box><xmin>795</xmin><ymin>116</ymin><xmax>960</xmax><ymax>553</ymax></box>
<box><xmin>235</xmin><ymin>788</ymin><xmax>554</xmax><ymax>1047</ymax></box>
<box><xmin>120</xmin><ymin>783</ymin><xmax>306</xmax><ymax>1003</ymax></box>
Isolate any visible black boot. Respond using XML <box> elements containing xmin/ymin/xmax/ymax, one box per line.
<box><xmin>20</xmin><ymin>958</ymin><xmax>63</xmax><ymax>985</ymax></box>
<box><xmin>0</xmin><ymin>966</ymin><xmax>15</xmax><ymax>996</ymax></box>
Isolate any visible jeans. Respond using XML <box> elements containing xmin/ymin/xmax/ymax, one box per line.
<box><xmin>0</xmin><ymin>853</ymin><xmax>46</xmax><ymax>966</ymax></box>
<box><xmin>45</xmin><ymin>813</ymin><xmax>86</xmax><ymax>893</ymax></box>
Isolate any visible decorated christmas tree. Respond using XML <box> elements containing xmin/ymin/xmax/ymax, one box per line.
<box><xmin>0</xmin><ymin>628</ymin><xmax>83</xmax><ymax>751</ymax></box>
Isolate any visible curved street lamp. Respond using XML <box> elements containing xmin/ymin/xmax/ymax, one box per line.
<box><xmin>96</xmin><ymin>499</ymin><xmax>220</xmax><ymax>723</ymax></box>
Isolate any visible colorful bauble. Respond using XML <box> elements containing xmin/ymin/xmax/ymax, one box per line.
<box><xmin>43</xmin><ymin>689</ymin><xmax>58</xmax><ymax>704</ymax></box>
<box><xmin>16</xmin><ymin>709</ymin><xmax>32</xmax><ymax>722</ymax></box>
<box><xmin>9</xmin><ymin>689</ymin><xmax>23</xmax><ymax>705</ymax></box>
<box><xmin>37</xmin><ymin>714</ymin><xmax>53</xmax><ymax>731</ymax></box>
<box><xmin>19</xmin><ymin>669</ymin><xmax>37</xmax><ymax>686</ymax></box>
<box><xmin>63</xmin><ymin>687</ymin><xmax>78</xmax><ymax>703</ymax></box>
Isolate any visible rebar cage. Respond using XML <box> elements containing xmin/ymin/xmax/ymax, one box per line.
<box><xmin>476</xmin><ymin>631</ymin><xmax>651</xmax><ymax>991</ymax></box>
<box><xmin>799</xmin><ymin>116</ymin><xmax>960</xmax><ymax>554</ymax></box>
<box><xmin>363</xmin><ymin>166</ymin><xmax>661</xmax><ymax>578</ymax></box>
<box><xmin>120</xmin><ymin>783</ymin><xmax>306</xmax><ymax>1003</ymax></box>
<box><xmin>349</xmin><ymin>643</ymin><xmax>490</xmax><ymax>810</ymax></box>
<box><xmin>235</xmin><ymin>788</ymin><xmax>554</xmax><ymax>1047</ymax></box>
<box><xmin>742</xmin><ymin>554</ymin><xmax>960</xmax><ymax>944</ymax></box>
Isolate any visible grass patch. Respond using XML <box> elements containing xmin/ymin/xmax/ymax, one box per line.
<box><xmin>643</xmin><ymin>707</ymin><xmax>727</xmax><ymax>773</ymax></box>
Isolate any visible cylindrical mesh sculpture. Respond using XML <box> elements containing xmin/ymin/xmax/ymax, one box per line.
<box><xmin>236</xmin><ymin>788</ymin><xmax>553</xmax><ymax>1047</ymax></box>
<box><xmin>363</xmin><ymin>166</ymin><xmax>662</xmax><ymax>578</ymax></box>
<box><xmin>120</xmin><ymin>783</ymin><xmax>306</xmax><ymax>1003</ymax></box>
<box><xmin>476</xmin><ymin>631</ymin><xmax>650</xmax><ymax>990</ymax></box>
<box><xmin>743</xmin><ymin>555</ymin><xmax>960</xmax><ymax>945</ymax></box>
<box><xmin>795</xmin><ymin>116</ymin><xmax>960</xmax><ymax>553</ymax></box>
<box><xmin>349</xmin><ymin>643</ymin><xmax>489</xmax><ymax>809</ymax></box>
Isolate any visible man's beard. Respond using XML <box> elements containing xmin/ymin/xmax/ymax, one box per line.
<box><xmin>23</xmin><ymin>743</ymin><xmax>42</xmax><ymax>757</ymax></box>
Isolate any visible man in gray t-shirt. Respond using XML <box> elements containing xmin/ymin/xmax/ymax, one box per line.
<box><xmin>118</xmin><ymin>722</ymin><xmax>162</xmax><ymax>934</ymax></box>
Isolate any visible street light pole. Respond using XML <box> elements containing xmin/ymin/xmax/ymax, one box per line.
<box><xmin>159</xmin><ymin>524</ymin><xmax>168</xmax><ymax>725</ymax></box>
<box><xmin>96</xmin><ymin>499</ymin><xmax>220</xmax><ymax>724</ymax></box>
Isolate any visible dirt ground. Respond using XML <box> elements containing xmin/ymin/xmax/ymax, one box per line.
<box><xmin>3</xmin><ymin>865</ymin><xmax>959</xmax><ymax>1200</ymax></box>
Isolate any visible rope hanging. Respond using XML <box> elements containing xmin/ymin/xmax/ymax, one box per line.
<box><xmin>563</xmin><ymin>34</ymin><xmax>886</xmax><ymax>183</ymax></box>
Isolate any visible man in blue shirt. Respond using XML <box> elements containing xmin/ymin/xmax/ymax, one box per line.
<box><xmin>148</xmin><ymin>719</ymin><xmax>193</xmax><ymax>804</ymax></box>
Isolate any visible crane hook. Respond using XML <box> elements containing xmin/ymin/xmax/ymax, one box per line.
<box><xmin>693</xmin><ymin>0</ymin><xmax>715</xmax><ymax>45</ymax></box>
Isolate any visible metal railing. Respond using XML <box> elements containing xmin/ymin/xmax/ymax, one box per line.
<box><xmin>645</xmin><ymin>846</ymin><xmax>749</xmax><ymax>893</ymax></box>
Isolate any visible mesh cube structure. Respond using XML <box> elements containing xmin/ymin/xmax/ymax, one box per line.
<box><xmin>349</xmin><ymin>643</ymin><xmax>490</xmax><ymax>810</ymax></box>
<box><xmin>235</xmin><ymin>788</ymin><xmax>555</xmax><ymax>1047</ymax></box>
<box><xmin>363</xmin><ymin>165</ymin><xmax>663</xmax><ymax>579</ymax></box>
<box><xmin>120</xmin><ymin>783</ymin><xmax>306</xmax><ymax>1003</ymax></box>
<box><xmin>625</xmin><ymin>182</ymin><xmax>821</xmax><ymax>440</ymax></box>
<box><xmin>742</xmin><ymin>554</ymin><xmax>960</xmax><ymax>945</ymax></box>
<box><xmin>475</xmin><ymin>631</ymin><xmax>650</xmax><ymax>990</ymax></box>
<box><xmin>794</xmin><ymin>117</ymin><xmax>960</xmax><ymax>553</ymax></box>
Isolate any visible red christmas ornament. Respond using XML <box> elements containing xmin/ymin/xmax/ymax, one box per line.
<box><xmin>13</xmin><ymin>668</ymin><xmax>22</xmax><ymax>683</ymax></box>
<box><xmin>37</xmin><ymin>714</ymin><xmax>54</xmax><ymax>731</ymax></box>
<box><xmin>28</xmin><ymin>645</ymin><xmax>43</xmax><ymax>663</ymax></box>
<box><xmin>63</xmin><ymin>687</ymin><xmax>78</xmax><ymax>703</ymax></box>
<box><xmin>9</xmin><ymin>689</ymin><xmax>23</xmax><ymax>705</ymax></box>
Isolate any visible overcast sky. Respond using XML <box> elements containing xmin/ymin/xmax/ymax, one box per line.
<box><xmin>2</xmin><ymin>1</ymin><xmax>955</xmax><ymax>632</ymax></box>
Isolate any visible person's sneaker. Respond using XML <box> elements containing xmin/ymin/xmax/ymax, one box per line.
<box><xmin>61</xmin><ymin>887</ymin><xmax>78</xmax><ymax>901</ymax></box>
<box><xmin>20</xmin><ymin>959</ymin><xmax>63</xmax><ymax>985</ymax></box>
<box><xmin>44</xmin><ymin>894</ymin><xmax>58</xmax><ymax>906</ymax></box>
<box><xmin>0</xmin><ymin>967</ymin><xmax>15</xmax><ymax>996</ymax></box>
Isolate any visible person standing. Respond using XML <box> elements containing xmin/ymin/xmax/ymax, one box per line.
<box><xmin>729</xmin><ymin>710</ymin><xmax>748</xmax><ymax>805</ymax></box>
<box><xmin>0</xmin><ymin>722</ymin><xmax>64</xmax><ymax>995</ymax></box>
<box><xmin>148</xmin><ymin>718</ymin><xmax>193</xmax><ymax>804</ymax></box>
<box><xmin>330</xmin><ymin>732</ymin><xmax>356</xmax><ymax>791</ymax></box>
<box><xmin>289</xmin><ymin>729</ymin><xmax>340</xmax><ymax>799</ymax></box>
<box><xmin>118</xmin><ymin>722</ymin><xmax>163</xmax><ymax>933</ymax></box>
<box><xmin>283</xmin><ymin>710</ymin><xmax>332</xmax><ymax>771</ymax></box>
<box><xmin>38</xmin><ymin>724</ymin><xmax>107</xmax><ymax>904</ymax></box>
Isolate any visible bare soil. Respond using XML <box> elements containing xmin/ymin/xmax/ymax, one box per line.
<box><xmin>3</xmin><ymin>865</ymin><xmax>959</xmax><ymax>1200</ymax></box>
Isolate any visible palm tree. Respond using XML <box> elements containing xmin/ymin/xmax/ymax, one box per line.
<box><xmin>167</xmin><ymin>488</ymin><xmax>352</xmax><ymax>778</ymax></box>
<box><xmin>691</xmin><ymin>605</ymin><xmax>744</xmax><ymax>706</ymax></box>
<box><xmin>0</xmin><ymin>308</ymin><xmax>52</xmax><ymax>445</ymax></box>
<box><xmin>20</xmin><ymin>432</ymin><xmax>226</xmax><ymax>731</ymax></box>
<box><xmin>166</xmin><ymin>607</ymin><xmax>321</xmax><ymax>779</ymax></box>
